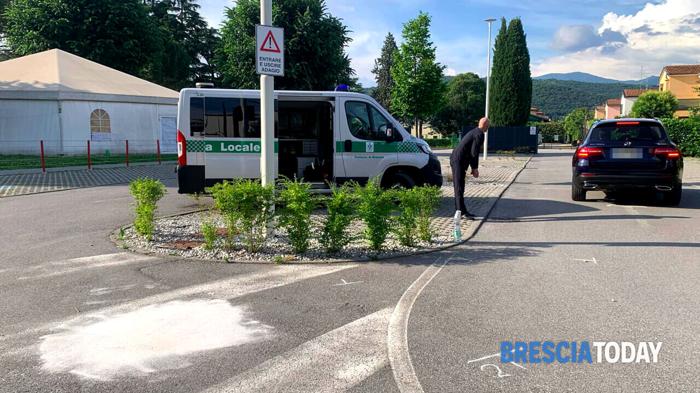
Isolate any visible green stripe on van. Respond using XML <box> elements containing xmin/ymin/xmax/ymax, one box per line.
<box><xmin>335</xmin><ymin>141</ymin><xmax>421</xmax><ymax>153</ymax></box>
<box><xmin>186</xmin><ymin>140</ymin><xmax>279</xmax><ymax>153</ymax></box>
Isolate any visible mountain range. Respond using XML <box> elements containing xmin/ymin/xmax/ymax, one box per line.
<box><xmin>534</xmin><ymin>72</ymin><xmax>658</xmax><ymax>86</ymax></box>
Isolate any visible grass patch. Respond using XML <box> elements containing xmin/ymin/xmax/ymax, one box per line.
<box><xmin>0</xmin><ymin>154</ymin><xmax>177</xmax><ymax>170</ymax></box>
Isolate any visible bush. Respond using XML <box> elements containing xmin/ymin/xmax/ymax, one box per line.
<box><xmin>426</xmin><ymin>138</ymin><xmax>453</xmax><ymax>149</ymax></box>
<box><xmin>393</xmin><ymin>188</ymin><xmax>421</xmax><ymax>247</ymax></box>
<box><xmin>534</xmin><ymin>121</ymin><xmax>565</xmax><ymax>143</ymax></box>
<box><xmin>631</xmin><ymin>91</ymin><xmax>679</xmax><ymax>119</ymax></box>
<box><xmin>662</xmin><ymin>117</ymin><xmax>700</xmax><ymax>157</ymax></box>
<box><xmin>201</xmin><ymin>218</ymin><xmax>217</xmax><ymax>250</ymax></box>
<box><xmin>129</xmin><ymin>178</ymin><xmax>166</xmax><ymax>240</ymax></box>
<box><xmin>211</xmin><ymin>180</ymin><xmax>274</xmax><ymax>253</ymax></box>
<box><xmin>278</xmin><ymin>178</ymin><xmax>316</xmax><ymax>254</ymax></box>
<box><xmin>355</xmin><ymin>179</ymin><xmax>394</xmax><ymax>251</ymax></box>
<box><xmin>319</xmin><ymin>184</ymin><xmax>356</xmax><ymax>254</ymax></box>
<box><xmin>415</xmin><ymin>186</ymin><xmax>442</xmax><ymax>243</ymax></box>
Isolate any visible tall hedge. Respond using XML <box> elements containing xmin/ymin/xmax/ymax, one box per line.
<box><xmin>535</xmin><ymin>121</ymin><xmax>565</xmax><ymax>143</ymax></box>
<box><xmin>662</xmin><ymin>117</ymin><xmax>700</xmax><ymax>157</ymax></box>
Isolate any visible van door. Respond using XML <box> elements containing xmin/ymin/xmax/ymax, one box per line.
<box><xmin>338</xmin><ymin>99</ymin><xmax>399</xmax><ymax>183</ymax></box>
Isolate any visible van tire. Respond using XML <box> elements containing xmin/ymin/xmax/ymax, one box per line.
<box><xmin>387</xmin><ymin>172</ymin><xmax>416</xmax><ymax>189</ymax></box>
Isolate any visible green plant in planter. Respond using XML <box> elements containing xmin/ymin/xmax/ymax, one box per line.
<box><xmin>278</xmin><ymin>178</ymin><xmax>316</xmax><ymax>254</ymax></box>
<box><xmin>415</xmin><ymin>185</ymin><xmax>442</xmax><ymax>243</ymax></box>
<box><xmin>211</xmin><ymin>179</ymin><xmax>274</xmax><ymax>253</ymax></box>
<box><xmin>320</xmin><ymin>183</ymin><xmax>356</xmax><ymax>254</ymax></box>
<box><xmin>128</xmin><ymin>178</ymin><xmax>166</xmax><ymax>241</ymax></box>
<box><xmin>355</xmin><ymin>179</ymin><xmax>394</xmax><ymax>251</ymax></box>
<box><xmin>393</xmin><ymin>187</ymin><xmax>421</xmax><ymax>247</ymax></box>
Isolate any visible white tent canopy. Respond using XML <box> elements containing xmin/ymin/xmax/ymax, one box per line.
<box><xmin>0</xmin><ymin>49</ymin><xmax>179</xmax><ymax>154</ymax></box>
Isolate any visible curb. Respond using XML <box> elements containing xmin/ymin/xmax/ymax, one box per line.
<box><xmin>113</xmin><ymin>156</ymin><xmax>532</xmax><ymax>264</ymax></box>
<box><xmin>0</xmin><ymin>161</ymin><xmax>177</xmax><ymax>176</ymax></box>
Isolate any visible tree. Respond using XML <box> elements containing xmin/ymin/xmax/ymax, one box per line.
<box><xmin>372</xmin><ymin>33</ymin><xmax>398</xmax><ymax>111</ymax></box>
<box><xmin>217</xmin><ymin>0</ymin><xmax>354</xmax><ymax>90</ymax></box>
<box><xmin>489</xmin><ymin>18</ymin><xmax>532</xmax><ymax>126</ymax></box>
<box><xmin>391</xmin><ymin>12</ymin><xmax>445</xmax><ymax>137</ymax></box>
<box><xmin>564</xmin><ymin>108</ymin><xmax>590</xmax><ymax>142</ymax></box>
<box><xmin>630</xmin><ymin>91</ymin><xmax>679</xmax><ymax>118</ymax></box>
<box><xmin>4</xmin><ymin>0</ymin><xmax>160</xmax><ymax>78</ymax></box>
<box><xmin>429</xmin><ymin>73</ymin><xmax>485</xmax><ymax>136</ymax></box>
<box><xmin>143</xmin><ymin>0</ymin><xmax>220</xmax><ymax>89</ymax></box>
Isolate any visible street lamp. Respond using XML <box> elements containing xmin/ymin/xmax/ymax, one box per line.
<box><xmin>483</xmin><ymin>18</ymin><xmax>496</xmax><ymax>160</ymax></box>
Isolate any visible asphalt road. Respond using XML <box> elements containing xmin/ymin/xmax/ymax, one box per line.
<box><xmin>1</xmin><ymin>151</ymin><xmax>698</xmax><ymax>392</ymax></box>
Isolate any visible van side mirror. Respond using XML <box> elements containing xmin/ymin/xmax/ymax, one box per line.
<box><xmin>385</xmin><ymin>128</ymin><xmax>393</xmax><ymax>139</ymax></box>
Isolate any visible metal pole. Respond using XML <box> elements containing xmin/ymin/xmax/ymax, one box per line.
<box><xmin>260</xmin><ymin>0</ymin><xmax>275</xmax><ymax>187</ymax></box>
<box><xmin>484</xmin><ymin>18</ymin><xmax>495</xmax><ymax>160</ymax></box>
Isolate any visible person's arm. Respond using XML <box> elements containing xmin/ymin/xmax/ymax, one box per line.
<box><xmin>469</xmin><ymin>132</ymin><xmax>484</xmax><ymax>171</ymax></box>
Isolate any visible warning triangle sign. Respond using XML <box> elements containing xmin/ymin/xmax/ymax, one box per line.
<box><xmin>260</xmin><ymin>30</ymin><xmax>281</xmax><ymax>53</ymax></box>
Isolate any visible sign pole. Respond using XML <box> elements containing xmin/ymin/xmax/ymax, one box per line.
<box><xmin>484</xmin><ymin>18</ymin><xmax>496</xmax><ymax>160</ymax></box>
<box><xmin>260</xmin><ymin>0</ymin><xmax>274</xmax><ymax>187</ymax></box>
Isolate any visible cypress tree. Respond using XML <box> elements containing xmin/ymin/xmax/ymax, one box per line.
<box><xmin>489</xmin><ymin>18</ymin><xmax>532</xmax><ymax>126</ymax></box>
<box><xmin>372</xmin><ymin>33</ymin><xmax>398</xmax><ymax>112</ymax></box>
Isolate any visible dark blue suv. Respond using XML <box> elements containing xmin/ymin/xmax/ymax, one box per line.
<box><xmin>572</xmin><ymin>119</ymin><xmax>683</xmax><ymax>205</ymax></box>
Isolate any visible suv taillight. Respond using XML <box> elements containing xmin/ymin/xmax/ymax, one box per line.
<box><xmin>177</xmin><ymin>130</ymin><xmax>187</xmax><ymax>166</ymax></box>
<box><xmin>576</xmin><ymin>146</ymin><xmax>603</xmax><ymax>158</ymax></box>
<box><xmin>653</xmin><ymin>147</ymin><xmax>681</xmax><ymax>159</ymax></box>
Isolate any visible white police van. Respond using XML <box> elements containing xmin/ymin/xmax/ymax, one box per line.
<box><xmin>176</xmin><ymin>88</ymin><xmax>442</xmax><ymax>193</ymax></box>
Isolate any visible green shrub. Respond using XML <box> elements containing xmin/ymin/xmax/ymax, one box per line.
<box><xmin>211</xmin><ymin>180</ymin><xmax>274</xmax><ymax>253</ymax></box>
<box><xmin>278</xmin><ymin>178</ymin><xmax>316</xmax><ymax>254</ymax></box>
<box><xmin>426</xmin><ymin>138</ymin><xmax>453</xmax><ymax>149</ymax></box>
<box><xmin>662</xmin><ymin>117</ymin><xmax>700</xmax><ymax>157</ymax></box>
<box><xmin>201</xmin><ymin>218</ymin><xmax>217</xmax><ymax>250</ymax></box>
<box><xmin>129</xmin><ymin>178</ymin><xmax>166</xmax><ymax>240</ymax></box>
<box><xmin>393</xmin><ymin>188</ymin><xmax>421</xmax><ymax>247</ymax></box>
<box><xmin>320</xmin><ymin>184</ymin><xmax>356</xmax><ymax>254</ymax></box>
<box><xmin>415</xmin><ymin>185</ymin><xmax>442</xmax><ymax>243</ymax></box>
<box><xmin>355</xmin><ymin>180</ymin><xmax>394</xmax><ymax>251</ymax></box>
<box><xmin>534</xmin><ymin>121</ymin><xmax>565</xmax><ymax>143</ymax></box>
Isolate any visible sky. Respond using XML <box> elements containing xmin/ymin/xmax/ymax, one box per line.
<box><xmin>198</xmin><ymin>0</ymin><xmax>700</xmax><ymax>86</ymax></box>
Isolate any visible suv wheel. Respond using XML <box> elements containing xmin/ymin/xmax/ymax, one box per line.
<box><xmin>388</xmin><ymin>172</ymin><xmax>416</xmax><ymax>189</ymax></box>
<box><xmin>572</xmin><ymin>182</ymin><xmax>586</xmax><ymax>201</ymax></box>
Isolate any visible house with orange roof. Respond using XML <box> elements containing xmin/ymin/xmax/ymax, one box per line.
<box><xmin>659</xmin><ymin>65</ymin><xmax>700</xmax><ymax>118</ymax></box>
<box><xmin>621</xmin><ymin>88</ymin><xmax>653</xmax><ymax>117</ymax></box>
<box><xmin>605</xmin><ymin>98</ymin><xmax>621</xmax><ymax>119</ymax></box>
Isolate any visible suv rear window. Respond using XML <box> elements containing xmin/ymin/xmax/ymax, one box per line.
<box><xmin>588</xmin><ymin>122</ymin><xmax>666</xmax><ymax>143</ymax></box>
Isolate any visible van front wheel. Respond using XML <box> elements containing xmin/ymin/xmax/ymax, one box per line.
<box><xmin>387</xmin><ymin>172</ymin><xmax>416</xmax><ymax>189</ymax></box>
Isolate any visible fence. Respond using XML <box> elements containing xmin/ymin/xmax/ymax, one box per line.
<box><xmin>0</xmin><ymin>139</ymin><xmax>177</xmax><ymax>172</ymax></box>
<box><xmin>487</xmin><ymin>127</ymin><xmax>539</xmax><ymax>153</ymax></box>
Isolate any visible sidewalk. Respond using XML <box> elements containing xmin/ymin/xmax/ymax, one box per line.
<box><xmin>0</xmin><ymin>164</ymin><xmax>177</xmax><ymax>197</ymax></box>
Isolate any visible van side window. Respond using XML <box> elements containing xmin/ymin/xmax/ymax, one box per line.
<box><xmin>190</xmin><ymin>97</ymin><xmax>204</xmax><ymax>135</ymax></box>
<box><xmin>201</xmin><ymin>97</ymin><xmax>261</xmax><ymax>138</ymax></box>
<box><xmin>345</xmin><ymin>101</ymin><xmax>397</xmax><ymax>141</ymax></box>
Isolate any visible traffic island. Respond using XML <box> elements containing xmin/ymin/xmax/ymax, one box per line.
<box><xmin>115</xmin><ymin>155</ymin><xmax>530</xmax><ymax>263</ymax></box>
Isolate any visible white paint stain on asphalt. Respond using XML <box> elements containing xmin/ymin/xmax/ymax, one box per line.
<box><xmin>39</xmin><ymin>299</ymin><xmax>271</xmax><ymax>381</ymax></box>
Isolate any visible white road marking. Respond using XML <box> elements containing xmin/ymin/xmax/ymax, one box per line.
<box><xmin>573</xmin><ymin>257</ymin><xmax>598</xmax><ymax>265</ymax></box>
<box><xmin>17</xmin><ymin>253</ymin><xmax>160</xmax><ymax>280</ymax></box>
<box><xmin>467</xmin><ymin>352</ymin><xmax>527</xmax><ymax>370</ymax></box>
<box><xmin>388</xmin><ymin>256</ymin><xmax>449</xmax><ymax>393</ymax></box>
<box><xmin>203</xmin><ymin>308</ymin><xmax>392</xmax><ymax>393</ymax></box>
<box><xmin>333</xmin><ymin>278</ymin><xmax>363</xmax><ymax>286</ymax></box>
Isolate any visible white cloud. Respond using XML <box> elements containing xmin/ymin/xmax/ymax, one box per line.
<box><xmin>551</xmin><ymin>25</ymin><xmax>603</xmax><ymax>52</ymax></box>
<box><xmin>535</xmin><ymin>0</ymin><xmax>700</xmax><ymax>80</ymax></box>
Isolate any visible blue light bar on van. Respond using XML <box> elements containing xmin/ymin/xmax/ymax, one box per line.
<box><xmin>335</xmin><ymin>84</ymin><xmax>350</xmax><ymax>92</ymax></box>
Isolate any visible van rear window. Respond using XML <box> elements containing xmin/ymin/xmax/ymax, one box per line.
<box><xmin>588</xmin><ymin>122</ymin><xmax>666</xmax><ymax>143</ymax></box>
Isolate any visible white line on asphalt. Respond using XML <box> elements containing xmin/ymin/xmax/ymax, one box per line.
<box><xmin>17</xmin><ymin>253</ymin><xmax>160</xmax><ymax>280</ymax></box>
<box><xmin>203</xmin><ymin>307</ymin><xmax>392</xmax><ymax>393</ymax></box>
<box><xmin>388</xmin><ymin>256</ymin><xmax>450</xmax><ymax>393</ymax></box>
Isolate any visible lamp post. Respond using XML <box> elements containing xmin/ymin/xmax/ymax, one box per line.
<box><xmin>260</xmin><ymin>0</ymin><xmax>274</xmax><ymax>187</ymax></box>
<box><xmin>484</xmin><ymin>18</ymin><xmax>496</xmax><ymax>160</ymax></box>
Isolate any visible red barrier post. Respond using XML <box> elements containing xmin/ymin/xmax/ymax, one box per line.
<box><xmin>40</xmin><ymin>140</ymin><xmax>46</xmax><ymax>173</ymax></box>
<box><xmin>125</xmin><ymin>140</ymin><xmax>129</xmax><ymax>167</ymax></box>
<box><xmin>156</xmin><ymin>139</ymin><xmax>161</xmax><ymax>165</ymax></box>
<box><xmin>87</xmin><ymin>140</ymin><xmax>92</xmax><ymax>169</ymax></box>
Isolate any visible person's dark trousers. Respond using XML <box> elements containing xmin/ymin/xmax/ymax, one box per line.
<box><xmin>451</xmin><ymin>161</ymin><xmax>468</xmax><ymax>213</ymax></box>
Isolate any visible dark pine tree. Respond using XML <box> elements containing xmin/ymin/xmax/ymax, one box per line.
<box><xmin>488</xmin><ymin>18</ymin><xmax>512</xmax><ymax>127</ymax></box>
<box><xmin>372</xmin><ymin>33</ymin><xmax>398</xmax><ymax>111</ymax></box>
<box><xmin>507</xmin><ymin>18</ymin><xmax>532</xmax><ymax>126</ymax></box>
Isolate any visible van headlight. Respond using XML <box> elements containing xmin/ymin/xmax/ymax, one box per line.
<box><xmin>417</xmin><ymin>143</ymin><xmax>432</xmax><ymax>154</ymax></box>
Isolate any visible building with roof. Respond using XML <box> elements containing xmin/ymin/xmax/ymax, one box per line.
<box><xmin>605</xmin><ymin>98</ymin><xmax>621</xmax><ymax>119</ymax></box>
<box><xmin>621</xmin><ymin>88</ymin><xmax>653</xmax><ymax>117</ymax></box>
<box><xmin>594</xmin><ymin>105</ymin><xmax>606</xmax><ymax>120</ymax></box>
<box><xmin>659</xmin><ymin>65</ymin><xmax>700</xmax><ymax>118</ymax></box>
<box><xmin>0</xmin><ymin>49</ymin><xmax>179</xmax><ymax>154</ymax></box>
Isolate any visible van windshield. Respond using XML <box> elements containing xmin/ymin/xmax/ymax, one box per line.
<box><xmin>588</xmin><ymin>122</ymin><xmax>666</xmax><ymax>143</ymax></box>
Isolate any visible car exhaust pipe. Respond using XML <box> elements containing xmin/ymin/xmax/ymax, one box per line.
<box><xmin>655</xmin><ymin>185</ymin><xmax>673</xmax><ymax>191</ymax></box>
<box><xmin>582</xmin><ymin>182</ymin><xmax>598</xmax><ymax>190</ymax></box>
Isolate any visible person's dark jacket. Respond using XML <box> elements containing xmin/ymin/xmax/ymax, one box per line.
<box><xmin>450</xmin><ymin>127</ymin><xmax>485</xmax><ymax>170</ymax></box>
